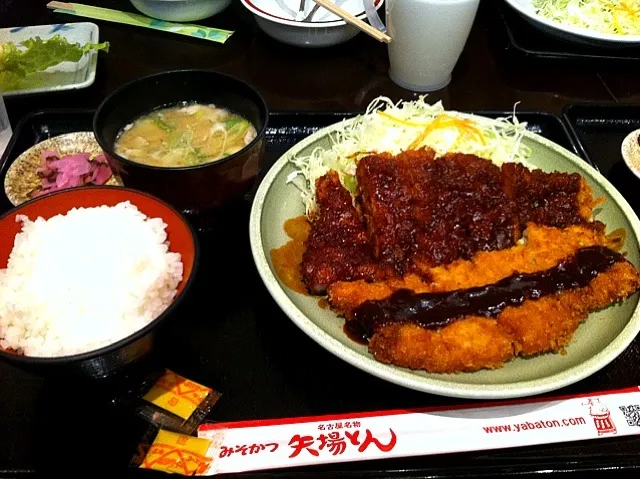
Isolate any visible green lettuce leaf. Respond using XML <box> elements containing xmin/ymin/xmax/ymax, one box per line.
<box><xmin>0</xmin><ymin>35</ymin><xmax>109</xmax><ymax>92</ymax></box>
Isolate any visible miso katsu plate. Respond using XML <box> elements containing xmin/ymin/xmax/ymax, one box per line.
<box><xmin>1</xmin><ymin>71</ymin><xmax>640</xmax><ymax>399</ymax></box>
<box><xmin>249</xmin><ymin>96</ymin><xmax>640</xmax><ymax>399</ymax></box>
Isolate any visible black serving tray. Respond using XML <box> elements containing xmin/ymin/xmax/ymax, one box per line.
<box><xmin>563</xmin><ymin>104</ymin><xmax>640</xmax><ymax>214</ymax></box>
<box><xmin>2</xmin><ymin>110</ymin><xmax>639</xmax><ymax>479</ymax></box>
<box><xmin>491</xmin><ymin>0</ymin><xmax>640</xmax><ymax>66</ymax></box>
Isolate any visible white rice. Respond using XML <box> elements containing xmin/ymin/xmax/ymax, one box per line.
<box><xmin>0</xmin><ymin>201</ymin><xmax>184</xmax><ymax>357</ymax></box>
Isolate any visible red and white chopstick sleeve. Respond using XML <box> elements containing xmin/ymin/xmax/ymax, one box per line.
<box><xmin>197</xmin><ymin>386</ymin><xmax>640</xmax><ymax>475</ymax></box>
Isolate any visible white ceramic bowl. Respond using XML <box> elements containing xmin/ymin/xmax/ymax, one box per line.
<box><xmin>129</xmin><ymin>0</ymin><xmax>231</xmax><ymax>22</ymax></box>
<box><xmin>241</xmin><ymin>0</ymin><xmax>384</xmax><ymax>48</ymax></box>
<box><xmin>502</xmin><ymin>0</ymin><xmax>640</xmax><ymax>47</ymax></box>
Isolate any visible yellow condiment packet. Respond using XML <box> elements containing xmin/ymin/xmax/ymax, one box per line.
<box><xmin>140</xmin><ymin>429</ymin><xmax>213</xmax><ymax>475</ymax></box>
<box><xmin>143</xmin><ymin>370</ymin><xmax>213</xmax><ymax>420</ymax></box>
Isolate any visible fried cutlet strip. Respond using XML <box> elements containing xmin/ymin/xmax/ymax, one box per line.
<box><xmin>369</xmin><ymin>261</ymin><xmax>640</xmax><ymax>373</ymax></box>
<box><xmin>502</xmin><ymin>162</ymin><xmax>603</xmax><ymax>228</ymax></box>
<box><xmin>502</xmin><ymin>261</ymin><xmax>640</xmax><ymax>355</ymax></box>
<box><xmin>328</xmin><ymin>223</ymin><xmax>609</xmax><ymax>315</ymax></box>
<box><xmin>369</xmin><ymin>318</ymin><xmax>515</xmax><ymax>374</ymax></box>
<box><xmin>301</xmin><ymin>171</ymin><xmax>383</xmax><ymax>294</ymax></box>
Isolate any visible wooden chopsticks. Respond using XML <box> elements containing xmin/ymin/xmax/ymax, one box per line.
<box><xmin>312</xmin><ymin>0</ymin><xmax>391</xmax><ymax>43</ymax></box>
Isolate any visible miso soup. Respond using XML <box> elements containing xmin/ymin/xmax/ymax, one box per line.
<box><xmin>114</xmin><ymin>103</ymin><xmax>258</xmax><ymax>167</ymax></box>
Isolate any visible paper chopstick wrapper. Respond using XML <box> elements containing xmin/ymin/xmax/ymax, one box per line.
<box><xmin>197</xmin><ymin>386</ymin><xmax>640</xmax><ymax>475</ymax></box>
<box><xmin>47</xmin><ymin>2</ymin><xmax>233</xmax><ymax>43</ymax></box>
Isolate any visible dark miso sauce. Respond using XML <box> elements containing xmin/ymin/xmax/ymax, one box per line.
<box><xmin>344</xmin><ymin>322</ymin><xmax>369</xmax><ymax>345</ymax></box>
<box><xmin>352</xmin><ymin>246</ymin><xmax>622</xmax><ymax>341</ymax></box>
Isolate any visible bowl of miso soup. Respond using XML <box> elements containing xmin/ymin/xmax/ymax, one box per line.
<box><xmin>93</xmin><ymin>69</ymin><xmax>268</xmax><ymax>217</ymax></box>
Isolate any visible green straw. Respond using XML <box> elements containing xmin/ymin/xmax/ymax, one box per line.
<box><xmin>48</xmin><ymin>2</ymin><xmax>234</xmax><ymax>43</ymax></box>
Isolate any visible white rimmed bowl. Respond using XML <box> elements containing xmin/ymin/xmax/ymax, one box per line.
<box><xmin>502</xmin><ymin>0</ymin><xmax>640</xmax><ymax>47</ymax></box>
<box><xmin>129</xmin><ymin>0</ymin><xmax>231</xmax><ymax>22</ymax></box>
<box><xmin>241</xmin><ymin>0</ymin><xmax>384</xmax><ymax>48</ymax></box>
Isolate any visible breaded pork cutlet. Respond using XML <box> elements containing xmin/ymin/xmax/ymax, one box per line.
<box><xmin>356</xmin><ymin>149</ymin><xmax>518</xmax><ymax>275</ymax></box>
<box><xmin>302</xmin><ymin>150</ymin><xmax>602</xmax><ymax>295</ymax></box>
<box><xmin>301</xmin><ymin>171</ymin><xmax>384</xmax><ymax>294</ymax></box>
<box><xmin>355</xmin><ymin>150</ymin><xmax>423</xmax><ymax>275</ymax></box>
<box><xmin>327</xmin><ymin>223</ymin><xmax>611</xmax><ymax>314</ymax></box>
<box><xmin>368</xmin><ymin>260</ymin><xmax>640</xmax><ymax>373</ymax></box>
<box><xmin>502</xmin><ymin>162</ymin><xmax>601</xmax><ymax>229</ymax></box>
<box><xmin>295</xmin><ymin>149</ymin><xmax>639</xmax><ymax>374</ymax></box>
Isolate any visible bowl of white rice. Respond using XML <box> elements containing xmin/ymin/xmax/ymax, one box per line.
<box><xmin>0</xmin><ymin>185</ymin><xmax>198</xmax><ymax>377</ymax></box>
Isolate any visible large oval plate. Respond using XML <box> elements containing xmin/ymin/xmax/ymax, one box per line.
<box><xmin>502</xmin><ymin>0</ymin><xmax>640</xmax><ymax>47</ymax></box>
<box><xmin>249</xmin><ymin>114</ymin><xmax>640</xmax><ymax>399</ymax></box>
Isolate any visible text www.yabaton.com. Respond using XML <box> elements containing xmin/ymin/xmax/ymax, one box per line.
<box><xmin>483</xmin><ymin>416</ymin><xmax>587</xmax><ymax>433</ymax></box>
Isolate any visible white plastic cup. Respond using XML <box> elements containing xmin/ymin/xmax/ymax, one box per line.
<box><xmin>0</xmin><ymin>91</ymin><xmax>11</xmax><ymax>157</ymax></box>
<box><xmin>386</xmin><ymin>0</ymin><xmax>480</xmax><ymax>92</ymax></box>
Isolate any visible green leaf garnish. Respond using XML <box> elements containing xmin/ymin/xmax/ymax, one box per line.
<box><xmin>0</xmin><ymin>35</ymin><xmax>109</xmax><ymax>91</ymax></box>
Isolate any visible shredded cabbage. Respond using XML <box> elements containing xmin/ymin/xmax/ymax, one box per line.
<box><xmin>287</xmin><ymin>96</ymin><xmax>532</xmax><ymax>215</ymax></box>
<box><xmin>533</xmin><ymin>0</ymin><xmax>640</xmax><ymax>36</ymax></box>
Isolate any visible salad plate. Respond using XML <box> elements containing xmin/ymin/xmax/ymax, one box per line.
<box><xmin>0</xmin><ymin>23</ymin><xmax>106</xmax><ymax>97</ymax></box>
<box><xmin>502</xmin><ymin>0</ymin><xmax>640</xmax><ymax>47</ymax></box>
<box><xmin>249</xmin><ymin>100</ymin><xmax>640</xmax><ymax>400</ymax></box>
